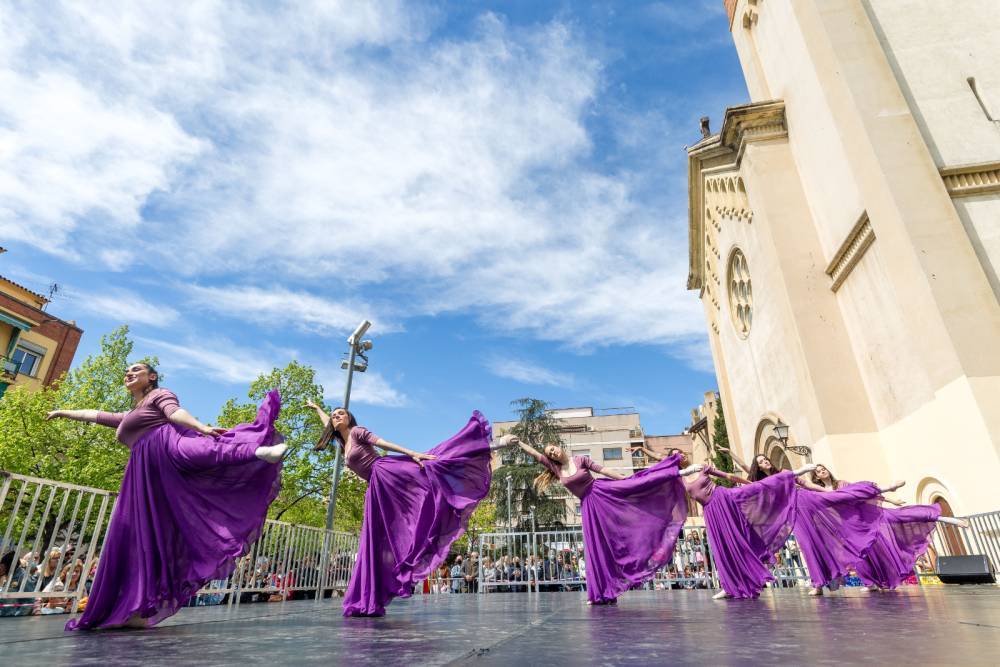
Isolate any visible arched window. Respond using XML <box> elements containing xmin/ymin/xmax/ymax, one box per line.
<box><xmin>727</xmin><ymin>248</ymin><xmax>753</xmax><ymax>338</ymax></box>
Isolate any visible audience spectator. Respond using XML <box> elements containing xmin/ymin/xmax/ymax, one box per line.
<box><xmin>463</xmin><ymin>552</ymin><xmax>479</xmax><ymax>593</ymax></box>
<box><xmin>450</xmin><ymin>556</ymin><xmax>465</xmax><ymax>593</ymax></box>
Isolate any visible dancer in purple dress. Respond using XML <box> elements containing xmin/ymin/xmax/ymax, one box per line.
<box><xmin>47</xmin><ymin>363</ymin><xmax>286</xmax><ymax>630</ymax></box>
<box><xmin>306</xmin><ymin>403</ymin><xmax>493</xmax><ymax>617</ymax></box>
<box><xmin>506</xmin><ymin>436</ymin><xmax>694</xmax><ymax>605</ymax></box>
<box><xmin>793</xmin><ymin>464</ymin><xmax>906</xmax><ymax>596</ymax></box>
<box><xmin>643</xmin><ymin>447</ymin><xmax>816</xmax><ymax>600</ymax></box>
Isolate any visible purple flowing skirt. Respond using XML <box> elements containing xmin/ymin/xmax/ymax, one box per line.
<box><xmin>855</xmin><ymin>504</ymin><xmax>940</xmax><ymax>589</ymax></box>
<box><xmin>66</xmin><ymin>391</ymin><xmax>283</xmax><ymax>631</ymax></box>
<box><xmin>703</xmin><ymin>471</ymin><xmax>796</xmax><ymax>599</ymax></box>
<box><xmin>580</xmin><ymin>454</ymin><xmax>688</xmax><ymax>604</ymax></box>
<box><xmin>792</xmin><ymin>482</ymin><xmax>883</xmax><ymax>588</ymax></box>
<box><xmin>342</xmin><ymin>412</ymin><xmax>493</xmax><ymax>617</ymax></box>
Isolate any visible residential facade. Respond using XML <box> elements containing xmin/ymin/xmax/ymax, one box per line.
<box><xmin>0</xmin><ymin>259</ymin><xmax>83</xmax><ymax>397</ymax></box>
<box><xmin>493</xmin><ymin>407</ymin><xmax>644</xmax><ymax>527</ymax></box>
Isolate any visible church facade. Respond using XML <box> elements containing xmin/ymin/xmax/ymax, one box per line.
<box><xmin>688</xmin><ymin>0</ymin><xmax>1000</xmax><ymax>514</ymax></box>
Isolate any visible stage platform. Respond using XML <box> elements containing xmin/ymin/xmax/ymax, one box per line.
<box><xmin>1</xmin><ymin>587</ymin><xmax>998</xmax><ymax>665</ymax></box>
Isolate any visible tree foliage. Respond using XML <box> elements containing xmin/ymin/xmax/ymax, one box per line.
<box><xmin>490</xmin><ymin>398</ymin><xmax>570</xmax><ymax>530</ymax></box>
<box><xmin>0</xmin><ymin>326</ymin><xmax>156</xmax><ymax>490</ymax></box>
<box><xmin>711</xmin><ymin>394</ymin><xmax>736</xmax><ymax>486</ymax></box>
<box><xmin>456</xmin><ymin>499</ymin><xmax>497</xmax><ymax>553</ymax></box>
<box><xmin>215</xmin><ymin>361</ymin><xmax>367</xmax><ymax>531</ymax></box>
<box><xmin>0</xmin><ymin>327</ymin><xmax>367</xmax><ymax>531</ymax></box>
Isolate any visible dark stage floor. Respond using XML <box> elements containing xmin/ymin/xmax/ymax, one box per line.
<box><xmin>1</xmin><ymin>587</ymin><xmax>998</xmax><ymax>665</ymax></box>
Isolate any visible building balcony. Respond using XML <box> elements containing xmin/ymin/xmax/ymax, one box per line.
<box><xmin>0</xmin><ymin>356</ymin><xmax>19</xmax><ymax>382</ymax></box>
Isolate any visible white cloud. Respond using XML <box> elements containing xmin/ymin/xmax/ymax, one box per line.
<box><xmin>2</xmin><ymin>2</ymin><xmax>711</xmax><ymax>368</ymax></box>
<box><xmin>136</xmin><ymin>336</ymin><xmax>408</xmax><ymax>407</ymax></box>
<box><xmin>485</xmin><ymin>356</ymin><xmax>575</xmax><ymax>388</ymax></box>
<box><xmin>136</xmin><ymin>336</ymin><xmax>275</xmax><ymax>385</ymax></box>
<box><xmin>341</xmin><ymin>371</ymin><xmax>408</xmax><ymax>408</ymax></box>
<box><xmin>184</xmin><ymin>284</ymin><xmax>395</xmax><ymax>337</ymax></box>
<box><xmin>74</xmin><ymin>289</ymin><xmax>180</xmax><ymax>328</ymax></box>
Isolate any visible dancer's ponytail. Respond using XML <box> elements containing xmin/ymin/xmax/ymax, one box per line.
<box><xmin>533</xmin><ymin>469</ymin><xmax>557</xmax><ymax>494</ymax></box>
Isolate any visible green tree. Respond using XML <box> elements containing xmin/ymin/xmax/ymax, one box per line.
<box><xmin>0</xmin><ymin>326</ymin><xmax>156</xmax><ymax>490</ymax></box>
<box><xmin>456</xmin><ymin>499</ymin><xmax>497</xmax><ymax>554</ymax></box>
<box><xmin>711</xmin><ymin>394</ymin><xmax>736</xmax><ymax>486</ymax></box>
<box><xmin>216</xmin><ymin>362</ymin><xmax>367</xmax><ymax>531</ymax></box>
<box><xmin>491</xmin><ymin>398</ymin><xmax>570</xmax><ymax>531</ymax></box>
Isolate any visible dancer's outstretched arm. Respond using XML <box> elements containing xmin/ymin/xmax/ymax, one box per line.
<box><xmin>594</xmin><ymin>467</ymin><xmax>627</xmax><ymax>481</ymax></box>
<box><xmin>168</xmin><ymin>409</ymin><xmax>227</xmax><ymax>437</ymax></box>
<box><xmin>638</xmin><ymin>446</ymin><xmax>665</xmax><ymax>462</ymax></box>
<box><xmin>798</xmin><ymin>477</ymin><xmax>828</xmax><ymax>492</ymax></box>
<box><xmin>715</xmin><ymin>446</ymin><xmax>752</xmax><ymax>476</ymax></box>
<box><xmin>706</xmin><ymin>466</ymin><xmax>751</xmax><ymax>486</ymax></box>
<box><xmin>304</xmin><ymin>400</ymin><xmax>331</xmax><ymax>429</ymax></box>
<box><xmin>46</xmin><ymin>409</ymin><xmax>103</xmax><ymax>424</ymax></box>
<box><xmin>374</xmin><ymin>438</ymin><xmax>437</xmax><ymax>468</ymax></box>
<box><xmin>498</xmin><ymin>435</ymin><xmax>546</xmax><ymax>463</ymax></box>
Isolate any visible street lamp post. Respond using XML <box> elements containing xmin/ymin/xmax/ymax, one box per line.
<box><xmin>773</xmin><ymin>419</ymin><xmax>812</xmax><ymax>463</ymax></box>
<box><xmin>528</xmin><ymin>505</ymin><xmax>537</xmax><ymax>594</ymax></box>
<box><xmin>323</xmin><ymin>320</ymin><xmax>373</xmax><ymax>531</ymax></box>
<box><xmin>505</xmin><ymin>475</ymin><xmax>512</xmax><ymax>533</ymax></box>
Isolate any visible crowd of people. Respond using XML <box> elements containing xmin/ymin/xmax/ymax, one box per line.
<box><xmin>428</xmin><ymin>550</ymin><xmax>588</xmax><ymax>594</ymax></box>
<box><xmin>0</xmin><ymin>544</ymin><xmax>360</xmax><ymax>615</ymax></box>
<box><xmin>0</xmin><ymin>546</ymin><xmax>98</xmax><ymax>617</ymax></box>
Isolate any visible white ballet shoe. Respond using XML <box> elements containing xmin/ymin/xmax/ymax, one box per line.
<box><xmin>712</xmin><ymin>590</ymin><xmax>732</xmax><ymax>600</ymax></box>
<box><xmin>256</xmin><ymin>443</ymin><xmax>288</xmax><ymax>464</ymax></box>
<box><xmin>494</xmin><ymin>434</ymin><xmax>518</xmax><ymax>449</ymax></box>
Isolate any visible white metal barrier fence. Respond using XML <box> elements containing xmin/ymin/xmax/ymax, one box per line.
<box><xmin>0</xmin><ymin>471</ymin><xmax>358</xmax><ymax>617</ymax></box>
<box><xmin>919</xmin><ymin>510</ymin><xmax>1000</xmax><ymax>580</ymax></box>
<box><xmin>466</xmin><ymin>514</ymin><xmax>998</xmax><ymax>594</ymax></box>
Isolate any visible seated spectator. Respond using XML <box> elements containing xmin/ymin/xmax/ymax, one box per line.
<box><xmin>39</xmin><ymin>548</ymin><xmax>63</xmax><ymax>592</ymax></box>
<box><xmin>38</xmin><ymin>559</ymin><xmax>84</xmax><ymax>615</ymax></box>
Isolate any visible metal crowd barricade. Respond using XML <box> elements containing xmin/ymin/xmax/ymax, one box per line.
<box><xmin>919</xmin><ymin>510</ymin><xmax>1000</xmax><ymax>581</ymax></box>
<box><xmin>1</xmin><ymin>470</ymin><xmax>359</xmax><ymax>617</ymax></box>
<box><xmin>651</xmin><ymin>526</ymin><xmax>719</xmax><ymax>591</ymax></box>
<box><xmin>0</xmin><ymin>471</ymin><xmax>114</xmax><ymax>616</ymax></box>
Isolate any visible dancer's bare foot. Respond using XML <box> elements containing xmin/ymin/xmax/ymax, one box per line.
<box><xmin>712</xmin><ymin>590</ymin><xmax>732</xmax><ymax>600</ymax></box>
<box><xmin>866</xmin><ymin>585</ymin><xmax>880</xmax><ymax>592</ymax></box>
<box><xmin>807</xmin><ymin>587</ymin><xmax>823</xmax><ymax>596</ymax></box>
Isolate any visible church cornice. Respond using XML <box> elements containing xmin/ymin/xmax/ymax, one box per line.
<box><xmin>826</xmin><ymin>212</ymin><xmax>875</xmax><ymax>292</ymax></box>
<box><xmin>686</xmin><ymin>100</ymin><xmax>787</xmax><ymax>293</ymax></box>
<box><xmin>939</xmin><ymin>161</ymin><xmax>1000</xmax><ymax>198</ymax></box>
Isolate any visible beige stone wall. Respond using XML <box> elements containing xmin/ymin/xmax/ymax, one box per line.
<box><xmin>687</xmin><ymin>0</ymin><xmax>1000</xmax><ymax>514</ymax></box>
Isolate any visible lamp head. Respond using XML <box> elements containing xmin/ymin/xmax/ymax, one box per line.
<box><xmin>773</xmin><ymin>420</ymin><xmax>789</xmax><ymax>443</ymax></box>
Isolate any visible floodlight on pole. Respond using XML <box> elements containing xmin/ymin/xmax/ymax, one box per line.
<box><xmin>323</xmin><ymin>320</ymin><xmax>374</xmax><ymax>531</ymax></box>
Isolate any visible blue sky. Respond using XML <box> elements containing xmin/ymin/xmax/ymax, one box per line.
<box><xmin>0</xmin><ymin>1</ymin><xmax>748</xmax><ymax>447</ymax></box>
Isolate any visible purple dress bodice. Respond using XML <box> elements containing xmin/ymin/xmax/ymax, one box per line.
<box><xmin>94</xmin><ymin>388</ymin><xmax>181</xmax><ymax>447</ymax></box>
<box><xmin>344</xmin><ymin>426</ymin><xmax>381</xmax><ymax>481</ymax></box>
<box><xmin>685</xmin><ymin>466</ymin><xmax>750</xmax><ymax>506</ymax></box>
<box><xmin>541</xmin><ymin>455</ymin><xmax>603</xmax><ymax>499</ymax></box>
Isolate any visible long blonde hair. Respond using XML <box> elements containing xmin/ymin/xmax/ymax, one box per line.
<box><xmin>533</xmin><ymin>468</ymin><xmax>557</xmax><ymax>494</ymax></box>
